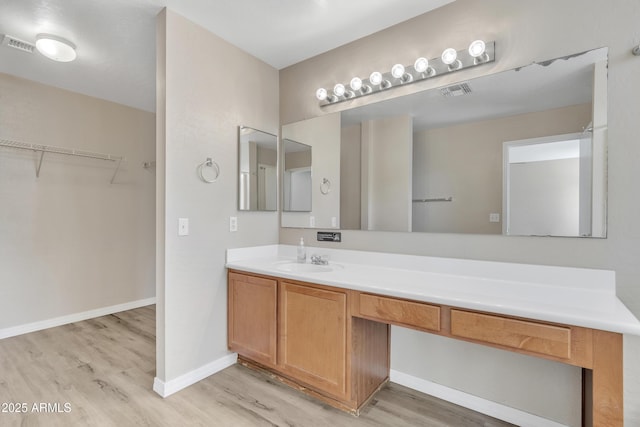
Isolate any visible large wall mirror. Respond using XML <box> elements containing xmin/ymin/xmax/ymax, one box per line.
<box><xmin>238</xmin><ymin>126</ymin><xmax>278</xmax><ymax>211</ymax></box>
<box><xmin>282</xmin><ymin>47</ymin><xmax>608</xmax><ymax>237</ymax></box>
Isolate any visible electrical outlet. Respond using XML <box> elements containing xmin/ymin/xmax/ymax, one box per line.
<box><xmin>331</xmin><ymin>217</ymin><xmax>337</xmax><ymax>228</ymax></box>
<box><xmin>489</xmin><ymin>213</ymin><xmax>500</xmax><ymax>223</ymax></box>
<box><xmin>309</xmin><ymin>216</ymin><xmax>315</xmax><ymax>227</ymax></box>
<box><xmin>229</xmin><ymin>216</ymin><xmax>238</xmax><ymax>232</ymax></box>
<box><xmin>178</xmin><ymin>218</ymin><xmax>189</xmax><ymax>236</ymax></box>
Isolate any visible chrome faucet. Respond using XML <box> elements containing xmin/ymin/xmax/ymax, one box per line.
<box><xmin>310</xmin><ymin>254</ymin><xmax>329</xmax><ymax>265</ymax></box>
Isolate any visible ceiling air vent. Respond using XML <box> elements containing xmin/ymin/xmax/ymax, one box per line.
<box><xmin>1</xmin><ymin>35</ymin><xmax>35</xmax><ymax>54</ymax></box>
<box><xmin>440</xmin><ymin>82</ymin><xmax>472</xmax><ymax>97</ymax></box>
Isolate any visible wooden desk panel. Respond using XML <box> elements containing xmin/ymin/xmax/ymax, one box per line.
<box><xmin>358</xmin><ymin>293</ymin><xmax>440</xmax><ymax>332</ymax></box>
<box><xmin>450</xmin><ymin>309</ymin><xmax>571</xmax><ymax>359</ymax></box>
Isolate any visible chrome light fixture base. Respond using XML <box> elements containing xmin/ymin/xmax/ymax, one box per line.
<box><xmin>316</xmin><ymin>41</ymin><xmax>495</xmax><ymax>106</ymax></box>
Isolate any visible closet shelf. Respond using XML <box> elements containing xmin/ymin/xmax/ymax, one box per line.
<box><xmin>0</xmin><ymin>138</ymin><xmax>125</xmax><ymax>184</ymax></box>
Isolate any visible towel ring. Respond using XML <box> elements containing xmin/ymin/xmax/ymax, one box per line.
<box><xmin>320</xmin><ymin>177</ymin><xmax>331</xmax><ymax>195</ymax></box>
<box><xmin>198</xmin><ymin>157</ymin><xmax>220</xmax><ymax>183</ymax></box>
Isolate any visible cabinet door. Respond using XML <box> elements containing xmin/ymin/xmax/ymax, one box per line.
<box><xmin>228</xmin><ymin>272</ymin><xmax>277</xmax><ymax>367</ymax></box>
<box><xmin>279</xmin><ymin>282</ymin><xmax>348</xmax><ymax>399</ymax></box>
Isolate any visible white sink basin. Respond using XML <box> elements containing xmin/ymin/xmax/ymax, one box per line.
<box><xmin>275</xmin><ymin>261</ymin><xmax>339</xmax><ymax>273</ymax></box>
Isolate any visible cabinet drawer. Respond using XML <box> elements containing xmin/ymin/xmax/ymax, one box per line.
<box><xmin>450</xmin><ymin>310</ymin><xmax>571</xmax><ymax>359</ymax></box>
<box><xmin>358</xmin><ymin>294</ymin><xmax>440</xmax><ymax>332</ymax></box>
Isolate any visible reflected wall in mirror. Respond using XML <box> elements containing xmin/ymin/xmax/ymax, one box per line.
<box><xmin>281</xmin><ymin>113</ymin><xmax>341</xmax><ymax>229</ymax></box>
<box><xmin>238</xmin><ymin>126</ymin><xmax>278</xmax><ymax>211</ymax></box>
<box><xmin>283</xmin><ymin>139</ymin><xmax>312</xmax><ymax>212</ymax></box>
<box><xmin>282</xmin><ymin>47</ymin><xmax>608</xmax><ymax>237</ymax></box>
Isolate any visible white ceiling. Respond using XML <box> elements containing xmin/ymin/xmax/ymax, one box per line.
<box><xmin>0</xmin><ymin>0</ymin><xmax>453</xmax><ymax>112</ymax></box>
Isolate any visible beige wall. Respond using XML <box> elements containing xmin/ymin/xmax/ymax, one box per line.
<box><xmin>413</xmin><ymin>103</ymin><xmax>590</xmax><ymax>234</ymax></box>
<box><xmin>156</xmin><ymin>9</ymin><xmax>279</xmax><ymax>383</ymax></box>
<box><xmin>0</xmin><ymin>73</ymin><xmax>155</xmax><ymax>330</ymax></box>
<box><xmin>279</xmin><ymin>0</ymin><xmax>640</xmax><ymax>425</ymax></box>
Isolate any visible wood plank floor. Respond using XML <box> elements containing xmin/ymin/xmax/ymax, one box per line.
<box><xmin>0</xmin><ymin>306</ymin><xmax>514</xmax><ymax>426</ymax></box>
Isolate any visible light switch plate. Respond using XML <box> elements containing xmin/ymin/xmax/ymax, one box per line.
<box><xmin>178</xmin><ymin>218</ymin><xmax>189</xmax><ymax>236</ymax></box>
<box><xmin>229</xmin><ymin>216</ymin><xmax>238</xmax><ymax>232</ymax></box>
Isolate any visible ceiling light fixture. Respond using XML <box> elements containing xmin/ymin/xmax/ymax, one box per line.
<box><xmin>35</xmin><ymin>34</ymin><xmax>77</xmax><ymax>62</ymax></box>
<box><xmin>315</xmin><ymin>40</ymin><xmax>495</xmax><ymax>106</ymax></box>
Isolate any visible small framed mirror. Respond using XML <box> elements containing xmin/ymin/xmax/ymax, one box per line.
<box><xmin>283</xmin><ymin>139</ymin><xmax>312</xmax><ymax>212</ymax></box>
<box><xmin>238</xmin><ymin>126</ymin><xmax>278</xmax><ymax>211</ymax></box>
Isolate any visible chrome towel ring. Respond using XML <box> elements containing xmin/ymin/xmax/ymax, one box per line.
<box><xmin>320</xmin><ymin>177</ymin><xmax>331</xmax><ymax>195</ymax></box>
<box><xmin>198</xmin><ymin>157</ymin><xmax>220</xmax><ymax>183</ymax></box>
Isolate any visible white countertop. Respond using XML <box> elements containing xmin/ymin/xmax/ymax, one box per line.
<box><xmin>225</xmin><ymin>245</ymin><xmax>640</xmax><ymax>336</ymax></box>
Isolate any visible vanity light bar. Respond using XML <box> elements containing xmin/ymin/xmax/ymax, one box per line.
<box><xmin>316</xmin><ymin>40</ymin><xmax>495</xmax><ymax>106</ymax></box>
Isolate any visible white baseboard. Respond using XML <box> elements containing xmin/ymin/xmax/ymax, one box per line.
<box><xmin>153</xmin><ymin>353</ymin><xmax>238</xmax><ymax>398</ymax></box>
<box><xmin>0</xmin><ymin>297</ymin><xmax>157</xmax><ymax>340</ymax></box>
<box><xmin>390</xmin><ymin>369</ymin><xmax>567</xmax><ymax>427</ymax></box>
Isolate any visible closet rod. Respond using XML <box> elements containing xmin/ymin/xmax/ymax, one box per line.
<box><xmin>0</xmin><ymin>138</ymin><xmax>124</xmax><ymax>183</ymax></box>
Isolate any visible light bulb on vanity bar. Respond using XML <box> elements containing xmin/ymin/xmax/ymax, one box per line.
<box><xmin>315</xmin><ymin>87</ymin><xmax>328</xmax><ymax>101</ymax></box>
<box><xmin>441</xmin><ymin>47</ymin><xmax>461</xmax><ymax>70</ymax></box>
<box><xmin>414</xmin><ymin>57</ymin><xmax>429</xmax><ymax>73</ymax></box>
<box><xmin>369</xmin><ymin>71</ymin><xmax>383</xmax><ymax>86</ymax></box>
<box><xmin>468</xmin><ymin>39</ymin><xmax>488</xmax><ymax>64</ymax></box>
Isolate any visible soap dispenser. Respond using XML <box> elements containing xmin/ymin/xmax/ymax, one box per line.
<box><xmin>297</xmin><ymin>237</ymin><xmax>307</xmax><ymax>263</ymax></box>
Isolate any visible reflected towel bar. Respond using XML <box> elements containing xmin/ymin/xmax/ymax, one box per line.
<box><xmin>412</xmin><ymin>197</ymin><xmax>453</xmax><ymax>203</ymax></box>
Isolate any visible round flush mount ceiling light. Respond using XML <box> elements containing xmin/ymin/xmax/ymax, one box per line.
<box><xmin>35</xmin><ymin>34</ymin><xmax>77</xmax><ymax>62</ymax></box>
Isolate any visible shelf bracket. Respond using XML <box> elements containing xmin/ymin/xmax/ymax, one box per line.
<box><xmin>36</xmin><ymin>151</ymin><xmax>45</xmax><ymax>178</ymax></box>
<box><xmin>110</xmin><ymin>158</ymin><xmax>122</xmax><ymax>184</ymax></box>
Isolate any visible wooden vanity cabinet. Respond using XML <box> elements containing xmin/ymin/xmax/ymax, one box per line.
<box><xmin>228</xmin><ymin>271</ymin><xmax>390</xmax><ymax>413</ymax></box>
<box><xmin>228</xmin><ymin>270</ymin><xmax>623</xmax><ymax>425</ymax></box>
<box><xmin>227</xmin><ymin>272</ymin><xmax>278</xmax><ymax>367</ymax></box>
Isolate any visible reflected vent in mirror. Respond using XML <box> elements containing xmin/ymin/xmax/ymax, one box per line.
<box><xmin>440</xmin><ymin>82</ymin><xmax>472</xmax><ymax>97</ymax></box>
